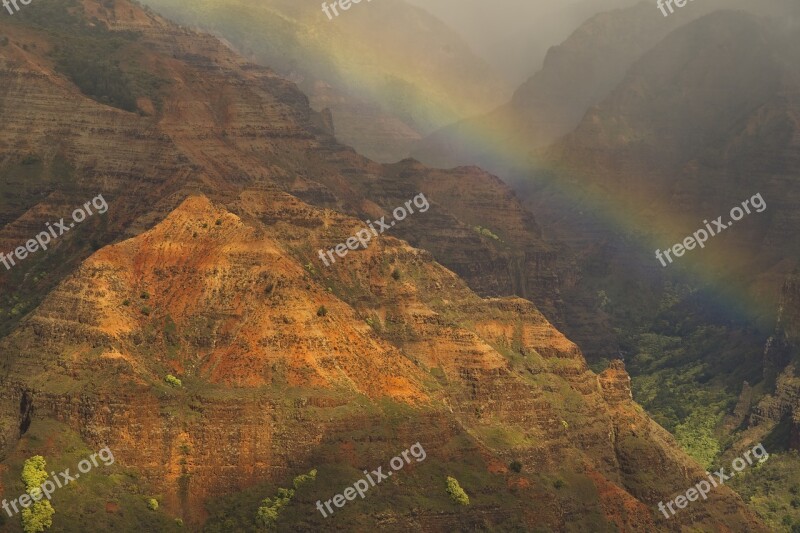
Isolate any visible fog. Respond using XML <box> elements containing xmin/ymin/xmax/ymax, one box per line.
<box><xmin>403</xmin><ymin>0</ymin><xmax>639</xmax><ymax>85</ymax></box>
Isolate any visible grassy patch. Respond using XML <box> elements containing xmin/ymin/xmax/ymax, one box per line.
<box><xmin>1</xmin><ymin>419</ymin><xmax>182</xmax><ymax>532</ymax></box>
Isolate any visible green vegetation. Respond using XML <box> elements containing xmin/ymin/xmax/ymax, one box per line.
<box><xmin>0</xmin><ymin>155</ymin><xmax>81</xmax><ymax>335</ymax></box>
<box><xmin>4</xmin><ymin>420</ymin><xmax>181</xmax><ymax>531</ymax></box>
<box><xmin>256</xmin><ymin>488</ymin><xmax>293</xmax><ymax>529</ymax></box>
<box><xmin>21</xmin><ymin>456</ymin><xmax>49</xmax><ymax>489</ymax></box>
<box><xmin>264</xmin><ymin>281</ymin><xmax>275</xmax><ymax>295</ymax></box>
<box><xmin>391</xmin><ymin>268</ymin><xmax>401</xmax><ymax>281</ymax></box>
<box><xmin>627</xmin><ymin>328</ymin><xmax>747</xmax><ymax>467</ymax></box>
<box><xmin>472</xmin><ymin>425</ymin><xmax>533</xmax><ymax>449</ymax></box>
<box><xmin>509</xmin><ymin>460</ymin><xmax>522</xmax><ymax>473</ymax></box>
<box><xmin>199</xmin><ymin>418</ymin><xmax>614</xmax><ymax>531</ymax></box>
<box><xmin>164</xmin><ymin>375</ymin><xmax>182</xmax><ymax>388</ymax></box>
<box><xmin>21</xmin><ymin>154</ymin><xmax>42</xmax><ymax>165</ymax></box>
<box><xmin>473</xmin><ymin>226</ymin><xmax>501</xmax><ymax>241</ymax></box>
<box><xmin>292</xmin><ymin>469</ymin><xmax>317</xmax><ymax>490</ymax></box>
<box><xmin>445</xmin><ymin>476</ymin><xmax>469</xmax><ymax>506</ymax></box>
<box><xmin>596</xmin><ymin>290</ymin><xmax>610</xmax><ymax>310</ymax></box>
<box><xmin>146</xmin><ymin>498</ymin><xmax>159</xmax><ymax>511</ymax></box>
<box><xmin>729</xmin><ymin>450</ymin><xmax>800</xmax><ymax>531</ymax></box>
<box><xmin>581</xmin><ymin>276</ymin><xmax>766</xmax><ymax>467</ymax></box>
<box><xmin>571</xmin><ymin>256</ymin><xmax>779</xmax><ymax>519</ymax></box>
<box><xmin>316</xmin><ymin>305</ymin><xmax>328</xmax><ymax>317</ymax></box>
<box><xmin>255</xmin><ymin>469</ymin><xmax>316</xmax><ymax>529</ymax></box>
<box><xmin>21</xmin><ymin>503</ymin><xmax>54</xmax><ymax>533</ymax></box>
<box><xmin>20</xmin><ymin>456</ymin><xmax>54</xmax><ymax>533</ymax></box>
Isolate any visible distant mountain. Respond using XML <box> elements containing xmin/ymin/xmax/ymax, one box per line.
<box><xmin>404</xmin><ymin>0</ymin><xmax>637</xmax><ymax>85</ymax></box>
<box><xmin>411</xmin><ymin>0</ymin><xmax>800</xmax><ymax>360</ymax></box>
<box><xmin>138</xmin><ymin>0</ymin><xmax>510</xmax><ymax>162</ymax></box>
<box><xmin>412</xmin><ymin>2</ymin><xmax>701</xmax><ymax>173</ymax></box>
<box><xmin>413</xmin><ymin>0</ymin><xmax>796</xmax><ymax>175</ymax></box>
<box><xmin>540</xmin><ymin>8</ymin><xmax>800</xmax><ymax>294</ymax></box>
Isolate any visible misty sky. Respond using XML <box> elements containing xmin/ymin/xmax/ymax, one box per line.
<box><xmin>402</xmin><ymin>0</ymin><xmax>640</xmax><ymax>84</ymax></box>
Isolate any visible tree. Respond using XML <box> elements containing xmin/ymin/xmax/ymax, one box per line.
<box><xmin>164</xmin><ymin>375</ymin><xmax>182</xmax><ymax>388</ymax></box>
<box><xmin>256</xmin><ymin>495</ymin><xmax>290</xmax><ymax>529</ymax></box>
<box><xmin>255</xmin><ymin>504</ymin><xmax>278</xmax><ymax>528</ymax></box>
<box><xmin>292</xmin><ymin>469</ymin><xmax>317</xmax><ymax>489</ymax></box>
<box><xmin>21</xmin><ymin>457</ymin><xmax>54</xmax><ymax>532</ymax></box>
<box><xmin>21</xmin><ymin>502</ymin><xmax>54</xmax><ymax>533</ymax></box>
<box><xmin>445</xmin><ymin>476</ymin><xmax>470</xmax><ymax>505</ymax></box>
<box><xmin>257</xmin><ymin>468</ymin><xmax>316</xmax><ymax>529</ymax></box>
<box><xmin>22</xmin><ymin>457</ymin><xmax>49</xmax><ymax>490</ymax></box>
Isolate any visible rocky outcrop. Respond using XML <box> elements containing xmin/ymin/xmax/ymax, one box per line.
<box><xmin>598</xmin><ymin>360</ymin><xmax>633</xmax><ymax>406</ymax></box>
<box><xmin>752</xmin><ymin>367</ymin><xmax>800</xmax><ymax>424</ymax></box>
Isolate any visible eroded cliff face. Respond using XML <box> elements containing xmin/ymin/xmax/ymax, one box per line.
<box><xmin>0</xmin><ymin>194</ymin><xmax>766</xmax><ymax>531</ymax></box>
<box><xmin>0</xmin><ymin>0</ymin><xmax>562</xmax><ymax>335</ymax></box>
<box><xmin>752</xmin><ymin>271</ymin><xmax>800</xmax><ymax>449</ymax></box>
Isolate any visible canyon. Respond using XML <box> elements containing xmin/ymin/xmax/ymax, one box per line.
<box><xmin>0</xmin><ymin>0</ymin><xmax>776</xmax><ymax>530</ymax></box>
